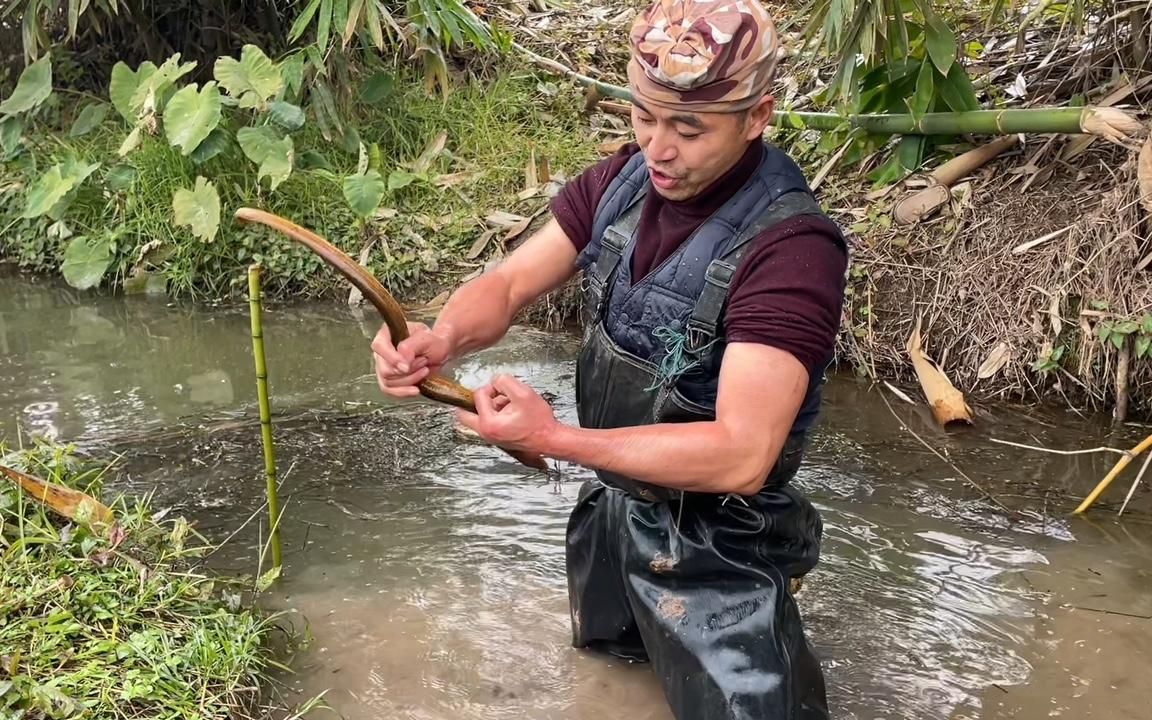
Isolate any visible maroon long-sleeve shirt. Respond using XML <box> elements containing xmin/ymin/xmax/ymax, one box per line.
<box><xmin>549</xmin><ymin>141</ymin><xmax>848</xmax><ymax>377</ymax></box>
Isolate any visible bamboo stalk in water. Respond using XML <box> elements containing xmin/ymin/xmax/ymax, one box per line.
<box><xmin>248</xmin><ymin>264</ymin><xmax>282</xmax><ymax>570</ymax></box>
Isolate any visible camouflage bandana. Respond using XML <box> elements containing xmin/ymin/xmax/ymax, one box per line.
<box><xmin>627</xmin><ymin>0</ymin><xmax>780</xmax><ymax>113</ymax></box>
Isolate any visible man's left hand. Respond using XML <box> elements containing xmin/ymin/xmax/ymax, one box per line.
<box><xmin>456</xmin><ymin>374</ymin><xmax>558</xmax><ymax>453</ymax></box>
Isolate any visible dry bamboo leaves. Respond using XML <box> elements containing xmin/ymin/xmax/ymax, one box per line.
<box><xmin>1</xmin><ymin>464</ymin><xmax>116</xmax><ymax>531</ymax></box>
<box><xmin>905</xmin><ymin>317</ymin><xmax>974</xmax><ymax>426</ymax></box>
<box><xmin>1139</xmin><ymin>135</ymin><xmax>1152</xmax><ymax>217</ymax></box>
<box><xmin>976</xmin><ymin>342</ymin><xmax>1012</xmax><ymax>380</ymax></box>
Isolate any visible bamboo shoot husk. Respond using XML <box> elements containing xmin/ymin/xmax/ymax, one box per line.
<box><xmin>895</xmin><ymin>136</ymin><xmax>1020</xmax><ymax>225</ymax></box>
<box><xmin>1</xmin><ymin>464</ymin><xmax>115</xmax><ymax>530</ymax></box>
<box><xmin>906</xmin><ymin>318</ymin><xmax>973</xmax><ymax>426</ymax></box>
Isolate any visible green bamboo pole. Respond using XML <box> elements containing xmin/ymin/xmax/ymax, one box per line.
<box><xmin>248</xmin><ymin>263</ymin><xmax>282</xmax><ymax>570</ymax></box>
<box><xmin>515</xmin><ymin>44</ymin><xmax>1143</xmax><ymax>140</ymax></box>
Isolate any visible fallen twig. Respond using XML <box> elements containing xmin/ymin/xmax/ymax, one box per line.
<box><xmin>879</xmin><ymin>386</ymin><xmax>1011</xmax><ymax>512</ymax></box>
<box><xmin>988</xmin><ymin>438</ymin><xmax>1130</xmax><ymax>456</ymax></box>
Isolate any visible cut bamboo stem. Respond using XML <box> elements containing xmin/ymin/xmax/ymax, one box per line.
<box><xmin>248</xmin><ymin>264</ymin><xmax>282</xmax><ymax>570</ymax></box>
<box><xmin>1074</xmin><ymin>432</ymin><xmax>1152</xmax><ymax>514</ymax></box>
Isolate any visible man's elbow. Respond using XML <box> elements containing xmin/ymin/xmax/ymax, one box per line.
<box><xmin>720</xmin><ymin>452</ymin><xmax>779</xmax><ymax>497</ymax></box>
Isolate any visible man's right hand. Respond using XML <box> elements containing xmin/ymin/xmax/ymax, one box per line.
<box><xmin>371</xmin><ymin>322</ymin><xmax>453</xmax><ymax>398</ymax></box>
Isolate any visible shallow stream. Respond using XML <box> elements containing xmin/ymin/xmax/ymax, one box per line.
<box><xmin>2</xmin><ymin>269</ymin><xmax>1150</xmax><ymax>720</ymax></box>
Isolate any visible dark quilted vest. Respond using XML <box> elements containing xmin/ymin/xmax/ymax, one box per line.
<box><xmin>576</xmin><ymin>141</ymin><xmax>844</xmax><ymax>439</ymax></box>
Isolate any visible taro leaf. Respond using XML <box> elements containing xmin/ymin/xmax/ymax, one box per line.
<box><xmin>61</xmin><ymin>235</ymin><xmax>114</xmax><ymax>290</ymax></box>
<box><xmin>129</xmin><ymin>55</ymin><xmax>196</xmax><ymax>117</ymax></box>
<box><xmin>214</xmin><ymin>45</ymin><xmax>283</xmax><ymax>109</ymax></box>
<box><xmin>69</xmin><ymin>102</ymin><xmax>109</xmax><ymax>137</ymax></box>
<box><xmin>268</xmin><ymin>100</ymin><xmax>305</xmax><ymax>132</ymax></box>
<box><xmin>237</xmin><ymin>127</ymin><xmax>293</xmax><ymax>190</ymax></box>
<box><xmin>172</xmin><ymin>176</ymin><xmax>221</xmax><ymax>242</ymax></box>
<box><xmin>123</xmin><ymin>268</ymin><xmax>168</xmax><ymax>295</ymax></box>
<box><xmin>118</xmin><ymin>125</ymin><xmax>144</xmax><ymax>157</ymax></box>
<box><xmin>0</xmin><ymin>116</ymin><xmax>22</xmax><ymax>154</ymax></box>
<box><xmin>190</xmin><ymin>127</ymin><xmax>232</xmax><ymax>164</ymax></box>
<box><xmin>0</xmin><ymin>54</ymin><xmax>52</xmax><ymax>116</ymax></box>
<box><xmin>105</xmin><ymin>164</ymin><xmax>138</xmax><ymax>191</ymax></box>
<box><xmin>387</xmin><ymin>170</ymin><xmax>417</xmax><ymax>191</ymax></box>
<box><xmin>23</xmin><ymin>165</ymin><xmax>75</xmax><ymax>218</ymax></box>
<box><xmin>109</xmin><ymin>61</ymin><xmax>155</xmax><ymax>121</ymax></box>
<box><xmin>342</xmin><ymin>171</ymin><xmax>387</xmax><ymax>218</ymax></box>
<box><xmin>296</xmin><ymin>149</ymin><xmax>332</xmax><ymax>171</ymax></box>
<box><xmin>164</xmin><ymin>81</ymin><xmax>222</xmax><ymax>155</ymax></box>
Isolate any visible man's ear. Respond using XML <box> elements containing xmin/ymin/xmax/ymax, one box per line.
<box><xmin>743</xmin><ymin>95</ymin><xmax>776</xmax><ymax>140</ymax></box>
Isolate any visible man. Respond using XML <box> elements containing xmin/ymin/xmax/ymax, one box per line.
<box><xmin>371</xmin><ymin>0</ymin><xmax>848</xmax><ymax>717</ymax></box>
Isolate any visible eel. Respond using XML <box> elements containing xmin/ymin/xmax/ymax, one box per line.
<box><xmin>233</xmin><ymin>207</ymin><xmax>549</xmax><ymax>472</ymax></box>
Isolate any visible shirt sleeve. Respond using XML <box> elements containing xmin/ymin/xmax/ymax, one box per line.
<box><xmin>723</xmin><ymin>214</ymin><xmax>848</xmax><ymax>377</ymax></box>
<box><xmin>548</xmin><ymin>143</ymin><xmax>641</xmax><ymax>253</ymax></box>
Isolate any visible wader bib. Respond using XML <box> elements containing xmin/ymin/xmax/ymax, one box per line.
<box><xmin>565</xmin><ymin>142</ymin><xmax>843</xmax><ymax>720</ymax></box>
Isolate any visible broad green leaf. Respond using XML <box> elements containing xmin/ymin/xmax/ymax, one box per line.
<box><xmin>1111</xmin><ymin>331</ymin><xmax>1126</xmax><ymax>350</ymax></box>
<box><xmin>38</xmin><ymin>157</ymin><xmax>101</xmax><ymax>219</ymax></box>
<box><xmin>164</xmin><ymin>81</ymin><xmax>222</xmax><ymax>155</ymax></box>
<box><xmin>105</xmin><ymin>164</ymin><xmax>138</xmax><ymax>191</ymax></box>
<box><xmin>1136</xmin><ymin>335</ymin><xmax>1151</xmax><ymax>359</ymax></box>
<box><xmin>1141</xmin><ymin>314</ymin><xmax>1152</xmax><ymax>335</ymax></box>
<box><xmin>342</xmin><ymin>171</ymin><xmax>386</xmax><ymax>217</ymax></box>
<box><xmin>923</xmin><ymin>7</ymin><xmax>957</xmax><ymax>75</ymax></box>
<box><xmin>61</xmin><ymin>235</ymin><xmax>114</xmax><ymax>290</ymax></box>
<box><xmin>118</xmin><ymin>125</ymin><xmax>144</xmax><ymax>157</ymax></box>
<box><xmin>896</xmin><ymin>135</ymin><xmax>927</xmax><ymax>172</ymax></box>
<box><xmin>387</xmin><ymin>170</ymin><xmax>416</xmax><ymax>191</ymax></box>
<box><xmin>0</xmin><ymin>53</ymin><xmax>52</xmax><ymax>116</ymax></box>
<box><xmin>23</xmin><ymin>166</ymin><xmax>74</xmax><ymax>218</ymax></box>
<box><xmin>908</xmin><ymin>60</ymin><xmax>934</xmax><ymax>119</ymax></box>
<box><xmin>214</xmin><ymin>45</ymin><xmax>283</xmax><ymax>110</ymax></box>
<box><xmin>939</xmin><ymin>63</ymin><xmax>981</xmax><ymax>112</ymax></box>
<box><xmin>130</xmin><ymin>55</ymin><xmax>197</xmax><ymax>117</ymax></box>
<box><xmin>359</xmin><ymin>71</ymin><xmax>395</xmax><ymax>104</ymax></box>
<box><xmin>69</xmin><ymin>103</ymin><xmax>109</xmax><ymax>137</ymax></box>
<box><xmin>237</xmin><ymin>127</ymin><xmax>294</xmax><ymax>190</ymax></box>
<box><xmin>296</xmin><ymin>149</ymin><xmax>332</xmax><ymax>171</ymax></box>
<box><xmin>123</xmin><ymin>268</ymin><xmax>168</xmax><ymax>296</ymax></box>
<box><xmin>268</xmin><ymin>101</ymin><xmax>305</xmax><ymax>132</ymax></box>
<box><xmin>190</xmin><ymin>128</ymin><xmax>232</xmax><ymax>164</ymax></box>
<box><xmin>0</xmin><ymin>116</ymin><xmax>22</xmax><ymax>154</ymax></box>
<box><xmin>109</xmin><ymin>61</ymin><xmax>154</xmax><ymax>121</ymax></box>
<box><xmin>256</xmin><ymin>565</ymin><xmax>282</xmax><ymax>592</ymax></box>
<box><xmin>172</xmin><ymin>176</ymin><xmax>221</xmax><ymax>242</ymax></box>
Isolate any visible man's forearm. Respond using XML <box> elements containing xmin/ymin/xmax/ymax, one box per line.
<box><xmin>431</xmin><ymin>273</ymin><xmax>517</xmax><ymax>360</ymax></box>
<box><xmin>538</xmin><ymin>421</ymin><xmax>781</xmax><ymax>496</ymax></box>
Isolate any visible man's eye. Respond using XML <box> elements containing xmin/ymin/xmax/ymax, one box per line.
<box><xmin>679</xmin><ymin>132</ymin><xmax>701</xmax><ymax>140</ymax></box>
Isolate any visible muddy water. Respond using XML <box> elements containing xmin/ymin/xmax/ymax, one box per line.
<box><xmin>2</xmin><ymin>268</ymin><xmax>1150</xmax><ymax>720</ymax></box>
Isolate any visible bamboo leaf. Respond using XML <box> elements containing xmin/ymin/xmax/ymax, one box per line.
<box><xmin>61</xmin><ymin>235</ymin><xmax>114</xmax><ymax>290</ymax></box>
<box><xmin>1</xmin><ymin>53</ymin><xmax>52</xmax><ymax>116</ymax></box>
<box><xmin>939</xmin><ymin>62</ymin><xmax>981</xmax><ymax>112</ymax></box>
<box><xmin>172</xmin><ymin>176</ymin><xmax>221</xmax><ymax>242</ymax></box>
<box><xmin>909</xmin><ymin>60</ymin><xmax>934</xmax><ymax>120</ymax></box>
<box><xmin>163</xmin><ymin>82</ymin><xmax>222</xmax><ymax>155</ymax></box>
<box><xmin>342</xmin><ymin>170</ymin><xmax>386</xmax><ymax>217</ymax></box>
<box><xmin>364</xmin><ymin>0</ymin><xmax>386</xmax><ymax>50</ymax></box>
<box><xmin>976</xmin><ymin>342</ymin><xmax>1012</xmax><ymax>379</ymax></box>
<box><xmin>69</xmin><ymin>102</ymin><xmax>109</xmax><ymax>137</ymax></box>
<box><xmin>213</xmin><ymin>45</ymin><xmax>283</xmax><ymax>110</ymax></box>
<box><xmin>288</xmin><ymin>0</ymin><xmax>322</xmax><ymax>43</ymax></box>
<box><xmin>922</xmin><ymin>3</ymin><xmax>956</xmax><ymax>75</ymax></box>
<box><xmin>344</xmin><ymin>0</ymin><xmax>365</xmax><ymax>45</ymax></box>
<box><xmin>317</xmin><ymin>0</ymin><xmax>333</xmax><ymax>49</ymax></box>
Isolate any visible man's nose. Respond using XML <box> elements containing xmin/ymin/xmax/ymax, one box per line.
<box><xmin>645</xmin><ymin>126</ymin><xmax>678</xmax><ymax>164</ymax></box>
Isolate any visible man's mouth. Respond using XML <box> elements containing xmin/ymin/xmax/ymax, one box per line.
<box><xmin>648</xmin><ymin>167</ymin><xmax>681</xmax><ymax>190</ymax></box>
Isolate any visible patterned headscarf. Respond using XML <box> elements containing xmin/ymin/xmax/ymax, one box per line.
<box><xmin>627</xmin><ymin>0</ymin><xmax>780</xmax><ymax>113</ymax></box>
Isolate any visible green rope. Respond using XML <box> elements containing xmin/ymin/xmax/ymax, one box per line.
<box><xmin>645</xmin><ymin>325</ymin><xmax>719</xmax><ymax>391</ymax></box>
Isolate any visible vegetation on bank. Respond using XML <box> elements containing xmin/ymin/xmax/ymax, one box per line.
<box><xmin>0</xmin><ymin>439</ymin><xmax>314</xmax><ymax>719</ymax></box>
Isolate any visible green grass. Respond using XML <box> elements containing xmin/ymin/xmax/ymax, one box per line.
<box><xmin>0</xmin><ymin>439</ymin><xmax>313</xmax><ymax>719</ymax></box>
<box><xmin>0</xmin><ymin>62</ymin><xmax>599</xmax><ymax>305</ymax></box>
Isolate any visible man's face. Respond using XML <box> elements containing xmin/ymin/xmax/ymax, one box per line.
<box><xmin>631</xmin><ymin>95</ymin><xmax>774</xmax><ymax>202</ymax></box>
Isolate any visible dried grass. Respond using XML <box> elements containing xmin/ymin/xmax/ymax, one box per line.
<box><xmin>836</xmin><ymin>138</ymin><xmax>1152</xmax><ymax>416</ymax></box>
